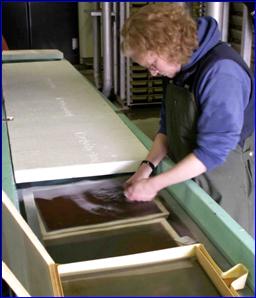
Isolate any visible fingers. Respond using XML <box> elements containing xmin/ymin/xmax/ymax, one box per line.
<box><xmin>123</xmin><ymin>186</ymin><xmax>155</xmax><ymax>202</ymax></box>
<box><xmin>123</xmin><ymin>186</ymin><xmax>134</xmax><ymax>201</ymax></box>
<box><xmin>123</xmin><ymin>177</ymin><xmax>155</xmax><ymax>202</ymax></box>
<box><xmin>123</xmin><ymin>189</ymin><xmax>129</xmax><ymax>200</ymax></box>
<box><xmin>123</xmin><ymin>174</ymin><xmax>136</xmax><ymax>189</ymax></box>
<box><xmin>123</xmin><ymin>179</ymin><xmax>143</xmax><ymax>201</ymax></box>
<box><xmin>124</xmin><ymin>170</ymin><xmax>150</xmax><ymax>189</ymax></box>
<box><xmin>123</xmin><ymin>180</ymin><xmax>132</xmax><ymax>189</ymax></box>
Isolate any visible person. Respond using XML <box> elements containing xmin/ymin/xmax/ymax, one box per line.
<box><xmin>121</xmin><ymin>3</ymin><xmax>254</xmax><ymax>237</ymax></box>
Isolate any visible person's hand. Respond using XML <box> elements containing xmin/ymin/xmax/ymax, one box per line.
<box><xmin>124</xmin><ymin>163</ymin><xmax>153</xmax><ymax>188</ymax></box>
<box><xmin>124</xmin><ymin>178</ymin><xmax>158</xmax><ymax>201</ymax></box>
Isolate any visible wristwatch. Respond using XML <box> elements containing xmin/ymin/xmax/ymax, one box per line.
<box><xmin>140</xmin><ymin>160</ymin><xmax>155</xmax><ymax>172</ymax></box>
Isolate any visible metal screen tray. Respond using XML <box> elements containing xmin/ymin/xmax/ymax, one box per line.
<box><xmin>21</xmin><ymin>175</ymin><xmax>169</xmax><ymax>240</ymax></box>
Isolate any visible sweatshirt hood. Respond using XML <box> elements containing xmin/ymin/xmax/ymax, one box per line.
<box><xmin>182</xmin><ymin>16</ymin><xmax>221</xmax><ymax>71</ymax></box>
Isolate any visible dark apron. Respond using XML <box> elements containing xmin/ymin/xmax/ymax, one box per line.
<box><xmin>165</xmin><ymin>83</ymin><xmax>254</xmax><ymax>237</ymax></box>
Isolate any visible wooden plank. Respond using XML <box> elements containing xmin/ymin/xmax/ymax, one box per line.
<box><xmin>58</xmin><ymin>244</ymin><xmax>196</xmax><ymax>276</ymax></box>
<box><xmin>58</xmin><ymin>244</ymin><xmax>247</xmax><ymax>296</ymax></box>
<box><xmin>2</xmin><ymin>191</ymin><xmax>63</xmax><ymax>296</ymax></box>
<box><xmin>2</xmin><ymin>261</ymin><xmax>31</xmax><ymax>297</ymax></box>
<box><xmin>2</xmin><ymin>60</ymin><xmax>148</xmax><ymax>183</ymax></box>
<box><xmin>22</xmin><ymin>189</ymin><xmax>43</xmax><ymax>241</ymax></box>
<box><xmin>44</xmin><ymin>218</ymin><xmax>184</xmax><ymax>264</ymax></box>
<box><xmin>36</xmin><ymin>198</ymin><xmax>169</xmax><ymax>240</ymax></box>
<box><xmin>5</xmin><ymin>183</ymin><xmax>246</xmax><ymax>296</ymax></box>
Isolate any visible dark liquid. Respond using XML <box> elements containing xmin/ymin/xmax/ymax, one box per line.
<box><xmin>35</xmin><ymin>187</ymin><xmax>161</xmax><ymax>231</ymax></box>
<box><xmin>62</xmin><ymin>257</ymin><xmax>221</xmax><ymax>296</ymax></box>
<box><xmin>46</xmin><ymin>222</ymin><xmax>178</xmax><ymax>263</ymax></box>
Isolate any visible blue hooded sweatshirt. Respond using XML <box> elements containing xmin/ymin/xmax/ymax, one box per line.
<box><xmin>159</xmin><ymin>16</ymin><xmax>252</xmax><ymax>171</ymax></box>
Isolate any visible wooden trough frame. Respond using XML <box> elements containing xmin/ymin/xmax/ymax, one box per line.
<box><xmin>2</xmin><ymin>191</ymin><xmax>248</xmax><ymax>296</ymax></box>
<box><xmin>20</xmin><ymin>177</ymin><xmax>169</xmax><ymax>241</ymax></box>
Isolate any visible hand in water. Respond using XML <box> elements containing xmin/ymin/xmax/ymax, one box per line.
<box><xmin>123</xmin><ymin>163</ymin><xmax>153</xmax><ymax>190</ymax></box>
<box><xmin>124</xmin><ymin>178</ymin><xmax>157</xmax><ymax>202</ymax></box>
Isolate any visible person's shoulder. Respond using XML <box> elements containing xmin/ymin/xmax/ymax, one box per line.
<box><xmin>196</xmin><ymin>59</ymin><xmax>251</xmax><ymax>99</ymax></box>
<box><xmin>206</xmin><ymin>59</ymin><xmax>250</xmax><ymax>83</ymax></box>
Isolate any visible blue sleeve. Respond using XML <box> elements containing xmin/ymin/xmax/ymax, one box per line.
<box><xmin>158</xmin><ymin>101</ymin><xmax>167</xmax><ymax>135</ymax></box>
<box><xmin>193</xmin><ymin>59</ymin><xmax>251</xmax><ymax>171</ymax></box>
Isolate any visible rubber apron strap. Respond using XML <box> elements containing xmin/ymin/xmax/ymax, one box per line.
<box><xmin>165</xmin><ymin>82</ymin><xmax>198</xmax><ymax>162</ymax></box>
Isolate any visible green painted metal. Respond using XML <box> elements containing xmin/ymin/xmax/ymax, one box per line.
<box><xmin>2</xmin><ymin>105</ymin><xmax>19</xmax><ymax>209</ymax></box>
<box><xmin>117</xmin><ymin>112</ymin><xmax>255</xmax><ymax>291</ymax></box>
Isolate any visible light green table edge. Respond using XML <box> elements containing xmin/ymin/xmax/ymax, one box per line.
<box><xmin>2</xmin><ymin>104</ymin><xmax>19</xmax><ymax>209</ymax></box>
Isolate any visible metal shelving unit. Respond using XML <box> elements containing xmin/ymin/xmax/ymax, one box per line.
<box><xmin>86</xmin><ymin>2</ymin><xmax>254</xmax><ymax>106</ymax></box>
<box><xmin>125</xmin><ymin>2</ymin><xmax>164</xmax><ymax>106</ymax></box>
<box><xmin>229</xmin><ymin>2</ymin><xmax>254</xmax><ymax>70</ymax></box>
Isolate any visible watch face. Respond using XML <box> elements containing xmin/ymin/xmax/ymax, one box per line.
<box><xmin>141</xmin><ymin>160</ymin><xmax>155</xmax><ymax>171</ymax></box>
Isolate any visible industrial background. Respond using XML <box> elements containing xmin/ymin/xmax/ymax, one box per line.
<box><xmin>2</xmin><ymin>2</ymin><xmax>255</xmax><ymax>297</ymax></box>
<box><xmin>2</xmin><ymin>2</ymin><xmax>254</xmax><ymax>106</ymax></box>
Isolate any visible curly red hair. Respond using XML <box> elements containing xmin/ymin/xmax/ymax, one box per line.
<box><xmin>122</xmin><ymin>3</ymin><xmax>198</xmax><ymax>65</ymax></box>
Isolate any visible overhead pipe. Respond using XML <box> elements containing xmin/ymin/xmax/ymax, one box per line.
<box><xmin>241</xmin><ymin>5</ymin><xmax>252</xmax><ymax>67</ymax></box>
<box><xmin>205</xmin><ymin>2</ymin><xmax>223</xmax><ymax>28</ymax></box>
<box><xmin>205</xmin><ymin>2</ymin><xmax>229</xmax><ymax>42</ymax></box>
<box><xmin>222</xmin><ymin>3</ymin><xmax>230</xmax><ymax>42</ymax></box>
<box><xmin>102</xmin><ymin>3</ymin><xmax>113</xmax><ymax>97</ymax></box>
<box><xmin>113</xmin><ymin>2</ymin><xmax>119</xmax><ymax>95</ymax></box>
<box><xmin>78</xmin><ymin>3</ymin><xmax>94</xmax><ymax>65</ymax></box>
<box><xmin>91</xmin><ymin>2</ymin><xmax>101</xmax><ymax>89</ymax></box>
<box><xmin>119</xmin><ymin>2</ymin><xmax>126</xmax><ymax>104</ymax></box>
<box><xmin>125</xmin><ymin>3</ymin><xmax>131</xmax><ymax>106</ymax></box>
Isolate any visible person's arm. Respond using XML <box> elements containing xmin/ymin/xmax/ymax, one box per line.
<box><xmin>125</xmin><ymin>132</ymin><xmax>168</xmax><ymax>186</ymax></box>
<box><xmin>124</xmin><ymin>153</ymin><xmax>207</xmax><ymax>201</ymax></box>
<box><xmin>151</xmin><ymin>153</ymin><xmax>206</xmax><ymax>190</ymax></box>
<box><xmin>144</xmin><ymin>132</ymin><xmax>168</xmax><ymax>167</ymax></box>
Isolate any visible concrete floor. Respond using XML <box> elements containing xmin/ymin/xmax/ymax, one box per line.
<box><xmin>77</xmin><ymin>65</ymin><xmax>161</xmax><ymax>141</ymax></box>
<box><xmin>124</xmin><ymin>107</ymin><xmax>160</xmax><ymax>140</ymax></box>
